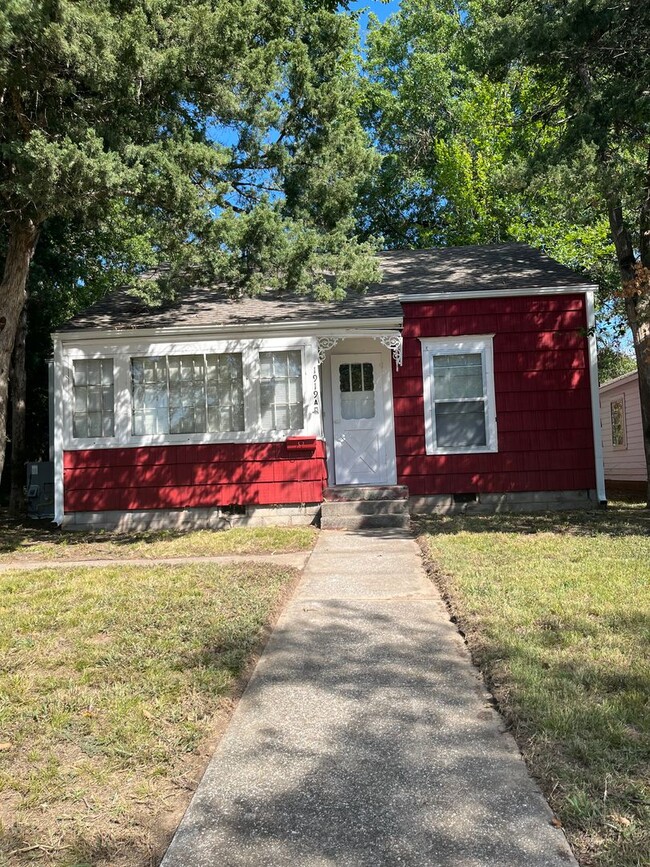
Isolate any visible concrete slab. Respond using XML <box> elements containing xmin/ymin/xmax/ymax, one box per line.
<box><xmin>161</xmin><ymin>530</ymin><xmax>577</xmax><ymax>867</ymax></box>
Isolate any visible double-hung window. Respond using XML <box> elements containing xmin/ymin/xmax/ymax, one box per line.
<box><xmin>72</xmin><ymin>358</ymin><xmax>115</xmax><ymax>438</ymax></box>
<box><xmin>259</xmin><ymin>350</ymin><xmax>304</xmax><ymax>431</ymax></box>
<box><xmin>131</xmin><ymin>353</ymin><xmax>245</xmax><ymax>436</ymax></box>
<box><xmin>420</xmin><ymin>336</ymin><xmax>497</xmax><ymax>454</ymax></box>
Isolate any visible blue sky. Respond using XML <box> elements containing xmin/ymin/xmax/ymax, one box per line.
<box><xmin>347</xmin><ymin>1</ymin><xmax>401</xmax><ymax>38</ymax></box>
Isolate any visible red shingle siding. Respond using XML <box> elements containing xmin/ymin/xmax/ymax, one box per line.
<box><xmin>395</xmin><ymin>294</ymin><xmax>596</xmax><ymax>495</ymax></box>
<box><xmin>64</xmin><ymin>441</ymin><xmax>328</xmax><ymax>513</ymax></box>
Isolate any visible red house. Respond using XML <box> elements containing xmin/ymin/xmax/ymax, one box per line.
<box><xmin>52</xmin><ymin>245</ymin><xmax>605</xmax><ymax>529</ymax></box>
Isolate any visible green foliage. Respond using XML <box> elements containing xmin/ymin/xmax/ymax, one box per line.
<box><xmin>598</xmin><ymin>346</ymin><xmax>637</xmax><ymax>386</ymax></box>
<box><xmin>0</xmin><ymin>0</ymin><xmax>379</xmax><ymax>298</ymax></box>
<box><xmin>357</xmin><ymin>0</ymin><xmax>638</xmax><ymax>340</ymax></box>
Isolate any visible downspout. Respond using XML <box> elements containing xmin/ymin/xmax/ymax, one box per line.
<box><xmin>52</xmin><ymin>337</ymin><xmax>64</xmax><ymax>525</ymax></box>
<box><xmin>585</xmin><ymin>290</ymin><xmax>607</xmax><ymax>504</ymax></box>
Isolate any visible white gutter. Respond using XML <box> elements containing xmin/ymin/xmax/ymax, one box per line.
<box><xmin>398</xmin><ymin>283</ymin><xmax>597</xmax><ymax>303</ymax></box>
<box><xmin>52</xmin><ymin>316</ymin><xmax>404</xmax><ymax>344</ymax></box>
<box><xmin>585</xmin><ymin>289</ymin><xmax>607</xmax><ymax>504</ymax></box>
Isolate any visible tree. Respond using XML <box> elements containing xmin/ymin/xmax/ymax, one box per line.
<box><xmin>358</xmin><ymin>0</ymin><xmax>613</xmax><ymax>261</ymax></box>
<box><xmin>0</xmin><ymin>0</ymin><xmax>379</xmax><ymax>483</ymax></box>
<box><xmin>467</xmin><ymin>0</ymin><xmax>650</xmax><ymax>503</ymax></box>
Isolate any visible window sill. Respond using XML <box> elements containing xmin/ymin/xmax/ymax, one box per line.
<box><xmin>425</xmin><ymin>445</ymin><xmax>499</xmax><ymax>456</ymax></box>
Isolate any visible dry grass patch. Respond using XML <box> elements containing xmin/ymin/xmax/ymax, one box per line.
<box><xmin>0</xmin><ymin>517</ymin><xmax>317</xmax><ymax>563</ymax></box>
<box><xmin>417</xmin><ymin>506</ymin><xmax>650</xmax><ymax>867</ymax></box>
<box><xmin>0</xmin><ymin>561</ymin><xmax>299</xmax><ymax>866</ymax></box>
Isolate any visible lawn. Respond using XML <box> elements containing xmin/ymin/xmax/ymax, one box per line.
<box><xmin>0</xmin><ymin>519</ymin><xmax>317</xmax><ymax>563</ymax></box>
<box><xmin>0</xmin><ymin>560</ymin><xmax>301</xmax><ymax>866</ymax></box>
<box><xmin>417</xmin><ymin>505</ymin><xmax>650</xmax><ymax>867</ymax></box>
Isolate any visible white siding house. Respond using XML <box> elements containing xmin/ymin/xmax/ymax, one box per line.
<box><xmin>599</xmin><ymin>370</ymin><xmax>647</xmax><ymax>493</ymax></box>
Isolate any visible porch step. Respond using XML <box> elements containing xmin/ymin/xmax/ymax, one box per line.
<box><xmin>320</xmin><ymin>486</ymin><xmax>410</xmax><ymax>530</ymax></box>
<box><xmin>323</xmin><ymin>485</ymin><xmax>409</xmax><ymax>502</ymax></box>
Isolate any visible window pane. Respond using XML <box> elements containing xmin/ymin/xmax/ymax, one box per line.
<box><xmin>339</xmin><ymin>364</ymin><xmax>351</xmax><ymax>393</ymax></box>
<box><xmin>131</xmin><ymin>357</ymin><xmax>169</xmax><ymax>434</ymax></box>
<box><xmin>433</xmin><ymin>353</ymin><xmax>484</xmax><ymax>400</ymax></box>
<box><xmin>611</xmin><ymin>400</ymin><xmax>625</xmax><ymax>447</ymax></box>
<box><xmin>167</xmin><ymin>355</ymin><xmax>206</xmax><ymax>434</ymax></box>
<box><xmin>259</xmin><ymin>350</ymin><xmax>303</xmax><ymax>431</ymax></box>
<box><xmin>351</xmin><ymin>363</ymin><xmax>363</xmax><ymax>392</ymax></box>
<box><xmin>72</xmin><ymin>359</ymin><xmax>114</xmax><ymax>438</ymax></box>
<box><xmin>341</xmin><ymin>393</ymin><xmax>375</xmax><ymax>420</ymax></box>
<box><xmin>435</xmin><ymin>400</ymin><xmax>487</xmax><ymax>448</ymax></box>
<box><xmin>205</xmin><ymin>354</ymin><xmax>244</xmax><ymax>432</ymax></box>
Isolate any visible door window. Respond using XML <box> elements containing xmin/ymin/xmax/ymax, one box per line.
<box><xmin>339</xmin><ymin>362</ymin><xmax>375</xmax><ymax>420</ymax></box>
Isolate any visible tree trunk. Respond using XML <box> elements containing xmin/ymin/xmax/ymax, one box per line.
<box><xmin>0</xmin><ymin>219</ymin><xmax>40</xmax><ymax>484</ymax></box>
<box><xmin>9</xmin><ymin>306</ymin><xmax>27</xmax><ymax>517</ymax></box>
<box><xmin>608</xmin><ymin>191</ymin><xmax>650</xmax><ymax>508</ymax></box>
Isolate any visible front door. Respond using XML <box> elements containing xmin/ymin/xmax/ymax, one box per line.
<box><xmin>331</xmin><ymin>353</ymin><xmax>390</xmax><ymax>485</ymax></box>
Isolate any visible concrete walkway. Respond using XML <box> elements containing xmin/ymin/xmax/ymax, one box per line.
<box><xmin>161</xmin><ymin>530</ymin><xmax>577</xmax><ymax>867</ymax></box>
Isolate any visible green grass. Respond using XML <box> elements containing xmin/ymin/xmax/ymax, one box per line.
<box><xmin>0</xmin><ymin>562</ymin><xmax>299</xmax><ymax>866</ymax></box>
<box><xmin>417</xmin><ymin>506</ymin><xmax>650</xmax><ymax>867</ymax></box>
<box><xmin>0</xmin><ymin>520</ymin><xmax>317</xmax><ymax>563</ymax></box>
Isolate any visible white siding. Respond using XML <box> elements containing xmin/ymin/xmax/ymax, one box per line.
<box><xmin>599</xmin><ymin>372</ymin><xmax>646</xmax><ymax>483</ymax></box>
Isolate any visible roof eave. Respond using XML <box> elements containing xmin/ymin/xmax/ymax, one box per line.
<box><xmin>398</xmin><ymin>283</ymin><xmax>597</xmax><ymax>303</ymax></box>
<box><xmin>53</xmin><ymin>315</ymin><xmax>404</xmax><ymax>343</ymax></box>
<box><xmin>599</xmin><ymin>369</ymin><xmax>639</xmax><ymax>391</ymax></box>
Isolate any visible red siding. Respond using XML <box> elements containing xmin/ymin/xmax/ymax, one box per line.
<box><xmin>64</xmin><ymin>441</ymin><xmax>328</xmax><ymax>513</ymax></box>
<box><xmin>395</xmin><ymin>294</ymin><xmax>597</xmax><ymax>495</ymax></box>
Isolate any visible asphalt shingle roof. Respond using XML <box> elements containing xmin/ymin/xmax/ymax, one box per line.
<box><xmin>57</xmin><ymin>244</ymin><xmax>590</xmax><ymax>333</ymax></box>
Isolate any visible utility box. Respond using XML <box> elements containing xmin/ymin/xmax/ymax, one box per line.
<box><xmin>25</xmin><ymin>462</ymin><xmax>55</xmax><ymax>519</ymax></box>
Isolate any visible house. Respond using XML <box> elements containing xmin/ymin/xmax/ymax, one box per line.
<box><xmin>52</xmin><ymin>244</ymin><xmax>605</xmax><ymax>529</ymax></box>
<box><xmin>599</xmin><ymin>369</ymin><xmax>647</xmax><ymax>496</ymax></box>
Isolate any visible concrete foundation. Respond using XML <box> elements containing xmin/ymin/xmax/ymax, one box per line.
<box><xmin>409</xmin><ymin>489</ymin><xmax>600</xmax><ymax>515</ymax></box>
<box><xmin>62</xmin><ymin>488</ymin><xmax>602</xmax><ymax>530</ymax></box>
<box><xmin>62</xmin><ymin>503</ymin><xmax>321</xmax><ymax>532</ymax></box>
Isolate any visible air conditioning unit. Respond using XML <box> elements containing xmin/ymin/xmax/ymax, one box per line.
<box><xmin>25</xmin><ymin>462</ymin><xmax>55</xmax><ymax>519</ymax></box>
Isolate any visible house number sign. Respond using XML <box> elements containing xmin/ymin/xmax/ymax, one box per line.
<box><xmin>312</xmin><ymin>368</ymin><xmax>320</xmax><ymax>412</ymax></box>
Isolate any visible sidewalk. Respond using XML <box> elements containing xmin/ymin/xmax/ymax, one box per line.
<box><xmin>161</xmin><ymin>530</ymin><xmax>577</xmax><ymax>867</ymax></box>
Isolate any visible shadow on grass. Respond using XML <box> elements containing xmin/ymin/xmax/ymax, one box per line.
<box><xmin>0</xmin><ymin>509</ymin><xmax>202</xmax><ymax>555</ymax></box>
<box><xmin>413</xmin><ymin>506</ymin><xmax>650</xmax><ymax>540</ymax></box>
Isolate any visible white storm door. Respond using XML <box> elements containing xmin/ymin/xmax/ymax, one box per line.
<box><xmin>331</xmin><ymin>354</ymin><xmax>389</xmax><ymax>485</ymax></box>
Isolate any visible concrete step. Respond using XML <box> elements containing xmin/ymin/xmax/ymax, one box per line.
<box><xmin>322</xmin><ymin>499</ymin><xmax>409</xmax><ymax>518</ymax></box>
<box><xmin>323</xmin><ymin>485</ymin><xmax>409</xmax><ymax>502</ymax></box>
<box><xmin>320</xmin><ymin>512</ymin><xmax>411</xmax><ymax>531</ymax></box>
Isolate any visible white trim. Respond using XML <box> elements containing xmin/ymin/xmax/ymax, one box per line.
<box><xmin>585</xmin><ymin>290</ymin><xmax>607</xmax><ymax>503</ymax></box>
<box><xmin>399</xmin><ymin>283</ymin><xmax>597</xmax><ymax>303</ymax></box>
<box><xmin>53</xmin><ymin>317</ymin><xmax>403</xmax><ymax>344</ymax></box>
<box><xmin>420</xmin><ymin>335</ymin><xmax>498</xmax><ymax>455</ymax></box>
<box><xmin>59</xmin><ymin>335</ymin><xmax>322</xmax><ymax>452</ymax></box>
<box><xmin>317</xmin><ymin>330</ymin><xmax>403</xmax><ymax>368</ymax></box>
<box><xmin>53</xmin><ymin>337</ymin><xmax>64</xmax><ymax>525</ymax></box>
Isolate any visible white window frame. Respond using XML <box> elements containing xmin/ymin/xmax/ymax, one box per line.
<box><xmin>420</xmin><ymin>335</ymin><xmax>498</xmax><ymax>455</ymax></box>
<box><xmin>59</xmin><ymin>336</ymin><xmax>322</xmax><ymax>450</ymax></box>
<box><xmin>610</xmin><ymin>396</ymin><xmax>627</xmax><ymax>450</ymax></box>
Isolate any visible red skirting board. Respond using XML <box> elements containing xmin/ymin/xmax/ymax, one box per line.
<box><xmin>64</xmin><ymin>441</ymin><xmax>328</xmax><ymax>513</ymax></box>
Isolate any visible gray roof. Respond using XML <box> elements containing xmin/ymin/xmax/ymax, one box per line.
<box><xmin>57</xmin><ymin>244</ymin><xmax>590</xmax><ymax>333</ymax></box>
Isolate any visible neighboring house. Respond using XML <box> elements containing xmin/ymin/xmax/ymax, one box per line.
<box><xmin>599</xmin><ymin>369</ymin><xmax>647</xmax><ymax>496</ymax></box>
<box><xmin>52</xmin><ymin>244</ymin><xmax>605</xmax><ymax>529</ymax></box>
